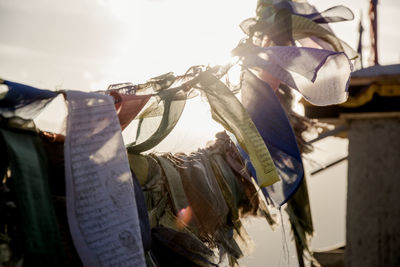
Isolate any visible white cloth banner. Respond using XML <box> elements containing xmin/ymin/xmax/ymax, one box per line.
<box><xmin>64</xmin><ymin>90</ymin><xmax>145</xmax><ymax>267</ymax></box>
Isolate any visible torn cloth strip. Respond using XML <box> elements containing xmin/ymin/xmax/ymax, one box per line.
<box><xmin>211</xmin><ymin>133</ymin><xmax>261</xmax><ymax>216</ymax></box>
<box><xmin>205</xmin><ymin>132</ymin><xmax>259</xmax><ymax>216</ymax></box>
<box><xmin>240</xmin><ymin>70</ymin><xmax>304</xmax><ymax>206</ymax></box>
<box><xmin>240</xmin><ymin>4</ymin><xmax>357</xmax><ymax>60</ymax></box>
<box><xmin>156</xmin><ymin>155</ymin><xmax>189</xmax><ymax>215</ymax></box>
<box><xmin>175</xmin><ymin>151</ymin><xmax>229</xmax><ymax>239</ymax></box>
<box><xmin>109</xmin><ymin>91</ymin><xmax>151</xmax><ymax>131</ymax></box>
<box><xmin>151</xmin><ymin>227</ymin><xmax>217</xmax><ymax>267</ymax></box>
<box><xmin>64</xmin><ymin>90</ymin><xmax>145</xmax><ymax>266</ymax></box>
<box><xmin>0</xmin><ymin>128</ymin><xmax>65</xmax><ymax>266</ymax></box>
<box><xmin>127</xmin><ymin>89</ymin><xmax>187</xmax><ymax>154</ymax></box>
<box><xmin>198</xmin><ymin>73</ymin><xmax>280</xmax><ymax>187</ymax></box>
<box><xmin>234</xmin><ymin>45</ymin><xmax>352</xmax><ymax>106</ymax></box>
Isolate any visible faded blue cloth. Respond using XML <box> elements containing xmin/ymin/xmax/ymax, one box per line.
<box><xmin>239</xmin><ymin>70</ymin><xmax>304</xmax><ymax>206</ymax></box>
<box><xmin>0</xmin><ymin>81</ymin><xmax>57</xmax><ymax>126</ymax></box>
<box><xmin>0</xmin><ymin>80</ymin><xmax>56</xmax><ymax>110</ymax></box>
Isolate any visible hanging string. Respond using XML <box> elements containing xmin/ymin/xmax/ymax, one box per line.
<box><xmin>99</xmin><ymin>62</ymin><xmax>238</xmax><ymax>96</ymax></box>
<box><xmin>278</xmin><ymin>206</ymin><xmax>291</xmax><ymax>267</ymax></box>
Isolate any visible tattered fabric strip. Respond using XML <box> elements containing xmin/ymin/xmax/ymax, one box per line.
<box><xmin>205</xmin><ymin>132</ymin><xmax>260</xmax><ymax>216</ymax></box>
<box><xmin>156</xmin><ymin>155</ymin><xmax>190</xmax><ymax>215</ymax></box>
<box><xmin>198</xmin><ymin>73</ymin><xmax>280</xmax><ymax>187</ymax></box>
<box><xmin>151</xmin><ymin>227</ymin><xmax>217</xmax><ymax>267</ymax></box>
<box><xmin>240</xmin><ymin>10</ymin><xmax>357</xmax><ymax>59</ymax></box>
<box><xmin>209</xmin><ymin>154</ymin><xmax>240</xmax><ymax>222</ymax></box>
<box><xmin>176</xmin><ymin>152</ymin><xmax>229</xmax><ymax>239</ymax></box>
<box><xmin>126</xmin><ymin>89</ymin><xmax>187</xmax><ymax>154</ymax></box>
<box><xmin>235</xmin><ymin>45</ymin><xmax>352</xmax><ymax>106</ymax></box>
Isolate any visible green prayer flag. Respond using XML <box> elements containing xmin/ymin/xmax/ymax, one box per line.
<box><xmin>127</xmin><ymin>90</ymin><xmax>186</xmax><ymax>154</ymax></box>
<box><xmin>0</xmin><ymin>128</ymin><xmax>65</xmax><ymax>266</ymax></box>
<box><xmin>157</xmin><ymin>156</ymin><xmax>189</xmax><ymax>214</ymax></box>
<box><xmin>198</xmin><ymin>74</ymin><xmax>279</xmax><ymax>187</ymax></box>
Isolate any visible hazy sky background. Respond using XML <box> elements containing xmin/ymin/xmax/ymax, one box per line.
<box><xmin>1</xmin><ymin>0</ymin><xmax>399</xmax><ymax>91</ymax></box>
<box><xmin>1</xmin><ymin>0</ymin><xmax>399</xmax><ymax>266</ymax></box>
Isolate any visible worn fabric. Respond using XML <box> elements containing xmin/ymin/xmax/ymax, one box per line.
<box><xmin>138</xmin><ymin>156</ymin><xmax>217</xmax><ymax>266</ymax></box>
<box><xmin>285</xmin><ymin>178</ymin><xmax>315</xmax><ymax>267</ymax></box>
<box><xmin>64</xmin><ymin>90</ymin><xmax>145</xmax><ymax>267</ymax></box>
<box><xmin>40</xmin><ymin>129</ymin><xmax>83</xmax><ymax>266</ymax></box>
<box><xmin>156</xmin><ymin>155</ymin><xmax>190</xmax><ymax>215</ymax></box>
<box><xmin>133</xmin><ymin>131</ymin><xmax>277</xmax><ymax>264</ymax></box>
<box><xmin>274</xmin><ymin>1</ymin><xmax>354</xmax><ymax>24</ymax></box>
<box><xmin>198</xmin><ymin>72</ymin><xmax>279</xmax><ymax>187</ymax></box>
<box><xmin>0</xmin><ymin>100</ymin><xmax>54</xmax><ymax>131</ymax></box>
<box><xmin>175</xmin><ymin>151</ymin><xmax>229</xmax><ymax>241</ymax></box>
<box><xmin>209</xmin><ymin>154</ymin><xmax>240</xmax><ymax>223</ymax></box>
<box><xmin>240</xmin><ymin>3</ymin><xmax>357</xmax><ymax>59</ymax></box>
<box><xmin>51</xmin><ymin>196</ymin><xmax>83</xmax><ymax>267</ymax></box>
<box><xmin>215</xmin><ymin>228</ymin><xmax>244</xmax><ymax>262</ymax></box>
<box><xmin>0</xmin><ymin>82</ymin><xmax>56</xmax><ymax>132</ymax></box>
<box><xmin>109</xmin><ymin>91</ymin><xmax>151</xmax><ymax>131</ymax></box>
<box><xmin>0</xmin><ymin>80</ymin><xmax>56</xmax><ymax>110</ymax></box>
<box><xmin>211</xmin><ymin>133</ymin><xmax>261</xmax><ymax>216</ymax></box>
<box><xmin>141</xmin><ymin>155</ymin><xmax>165</xmax><ymax>224</ymax></box>
<box><xmin>127</xmin><ymin>89</ymin><xmax>187</xmax><ymax>154</ymax></box>
<box><xmin>140</xmin><ymin>155</ymin><xmax>194</xmax><ymax>236</ymax></box>
<box><xmin>39</xmin><ymin>133</ymin><xmax>66</xmax><ymax>196</ymax></box>
<box><xmin>0</xmin><ymin>128</ymin><xmax>65</xmax><ymax>266</ymax></box>
<box><xmin>0</xmin><ymin>134</ymin><xmax>24</xmax><ymax>266</ymax></box>
<box><xmin>151</xmin><ymin>227</ymin><xmax>216</xmax><ymax>267</ymax></box>
<box><xmin>128</xmin><ymin>153</ymin><xmax>150</xmax><ymax>186</ymax></box>
<box><xmin>209</xmin><ymin>132</ymin><xmax>278</xmax><ymax>226</ymax></box>
<box><xmin>241</xmin><ymin>70</ymin><xmax>304</xmax><ymax>206</ymax></box>
<box><xmin>233</xmin><ymin>44</ymin><xmax>352</xmax><ymax>106</ymax></box>
<box><xmin>236</xmin><ymin>1</ymin><xmax>355</xmax><ymax>107</ymax></box>
<box><xmin>132</xmin><ymin>171</ymin><xmax>152</xmax><ymax>252</ymax></box>
<box><xmin>208</xmin><ymin>155</ymin><xmax>256</xmax><ymax>261</ymax></box>
<box><xmin>206</xmin><ymin>132</ymin><xmax>258</xmax><ymax>217</ymax></box>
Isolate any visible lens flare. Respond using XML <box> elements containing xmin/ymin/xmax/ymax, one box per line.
<box><xmin>176</xmin><ymin>206</ymin><xmax>193</xmax><ymax>229</ymax></box>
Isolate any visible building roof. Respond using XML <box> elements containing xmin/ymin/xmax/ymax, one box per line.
<box><xmin>350</xmin><ymin>64</ymin><xmax>400</xmax><ymax>86</ymax></box>
<box><xmin>304</xmin><ymin>64</ymin><xmax>400</xmax><ymax>119</ymax></box>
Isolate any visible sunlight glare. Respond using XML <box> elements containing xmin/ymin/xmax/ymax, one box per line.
<box><xmin>292</xmin><ymin>90</ymin><xmax>305</xmax><ymax>116</ymax></box>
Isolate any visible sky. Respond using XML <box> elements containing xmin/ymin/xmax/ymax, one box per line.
<box><xmin>1</xmin><ymin>0</ymin><xmax>400</xmax><ymax>266</ymax></box>
<box><xmin>1</xmin><ymin>0</ymin><xmax>398</xmax><ymax>91</ymax></box>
